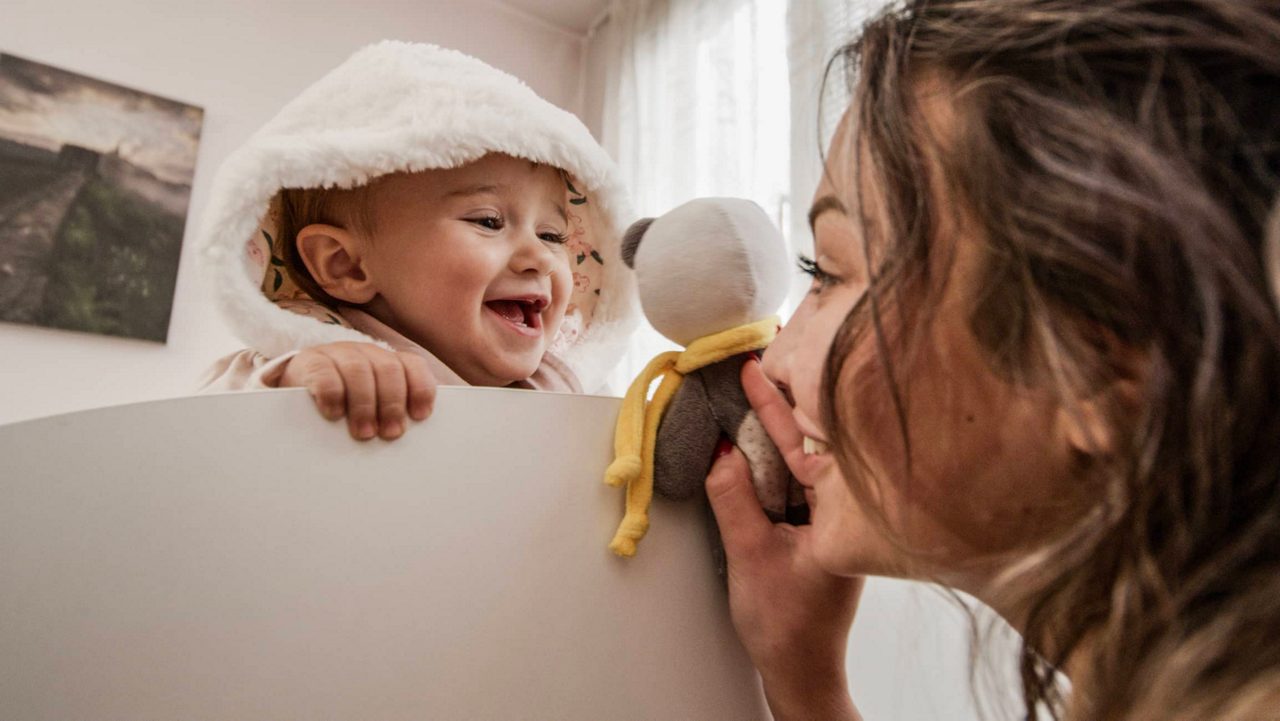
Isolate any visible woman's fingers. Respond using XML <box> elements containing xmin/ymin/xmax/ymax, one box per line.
<box><xmin>741</xmin><ymin>359</ymin><xmax>810</xmax><ymax>480</ymax></box>
<box><xmin>706</xmin><ymin>443</ymin><xmax>864</xmax><ymax>710</ymax></box>
<box><xmin>705</xmin><ymin>448</ymin><xmax>773</xmax><ymax>558</ymax></box>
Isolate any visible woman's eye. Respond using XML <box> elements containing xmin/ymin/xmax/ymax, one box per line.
<box><xmin>470</xmin><ymin>215</ymin><xmax>503</xmax><ymax>230</ymax></box>
<box><xmin>797</xmin><ymin>254</ymin><xmax>838</xmax><ymax>294</ymax></box>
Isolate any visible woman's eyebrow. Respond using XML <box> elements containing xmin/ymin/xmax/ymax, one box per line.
<box><xmin>808</xmin><ymin>194</ymin><xmax>847</xmax><ymax>235</ymax></box>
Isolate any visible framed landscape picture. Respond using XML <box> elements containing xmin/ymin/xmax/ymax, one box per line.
<box><xmin>0</xmin><ymin>52</ymin><xmax>203</xmax><ymax>342</ymax></box>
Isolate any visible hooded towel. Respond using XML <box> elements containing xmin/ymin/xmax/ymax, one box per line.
<box><xmin>197</xmin><ymin>41</ymin><xmax>639</xmax><ymax>391</ymax></box>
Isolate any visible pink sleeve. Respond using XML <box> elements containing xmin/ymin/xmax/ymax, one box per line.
<box><xmin>521</xmin><ymin>352</ymin><xmax>583</xmax><ymax>393</ymax></box>
<box><xmin>197</xmin><ymin>349</ymin><xmax>300</xmax><ymax>392</ymax></box>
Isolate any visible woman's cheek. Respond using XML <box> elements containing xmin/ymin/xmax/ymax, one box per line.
<box><xmin>830</xmin><ymin>305</ymin><xmax>915</xmax><ymax>523</ymax></box>
<box><xmin>844</xmin><ymin>349</ymin><xmax>906</xmax><ymax>479</ymax></box>
<box><xmin>790</xmin><ymin>293</ymin><xmax>857</xmax><ymax>398</ymax></box>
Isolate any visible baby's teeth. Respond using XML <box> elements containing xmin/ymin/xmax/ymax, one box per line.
<box><xmin>802</xmin><ymin>437</ymin><xmax>830</xmax><ymax>455</ymax></box>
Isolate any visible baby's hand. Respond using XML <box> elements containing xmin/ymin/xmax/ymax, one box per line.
<box><xmin>278</xmin><ymin>342</ymin><xmax>437</xmax><ymax>441</ymax></box>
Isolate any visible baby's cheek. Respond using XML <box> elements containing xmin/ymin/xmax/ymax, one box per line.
<box><xmin>551</xmin><ymin>258</ymin><xmax>574</xmax><ymax>306</ymax></box>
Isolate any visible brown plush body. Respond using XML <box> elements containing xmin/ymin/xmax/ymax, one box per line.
<box><xmin>654</xmin><ymin>354</ymin><xmax>806</xmax><ymax>522</ymax></box>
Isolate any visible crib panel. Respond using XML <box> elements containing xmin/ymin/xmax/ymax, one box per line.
<box><xmin>0</xmin><ymin>387</ymin><xmax>767</xmax><ymax>720</ymax></box>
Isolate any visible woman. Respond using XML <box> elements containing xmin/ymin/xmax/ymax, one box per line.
<box><xmin>706</xmin><ymin>2</ymin><xmax>1280</xmax><ymax>719</ymax></box>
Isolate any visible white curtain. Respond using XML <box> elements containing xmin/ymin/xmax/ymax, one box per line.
<box><xmin>597</xmin><ymin>0</ymin><xmax>790</xmax><ymax>223</ymax></box>
<box><xmin>785</xmin><ymin>0</ymin><xmax>883</xmax><ymax>260</ymax></box>
<box><xmin>591</xmin><ymin>0</ymin><xmax>792</xmax><ymax>390</ymax></box>
<box><xmin>587</xmin><ymin>0</ymin><xmax>886</xmax><ymax>388</ymax></box>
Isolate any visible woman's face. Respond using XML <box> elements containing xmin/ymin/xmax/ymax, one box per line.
<box><xmin>762</xmin><ymin>94</ymin><xmax>1089</xmax><ymax>587</ymax></box>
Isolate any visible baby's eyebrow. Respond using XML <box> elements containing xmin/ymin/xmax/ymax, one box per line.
<box><xmin>444</xmin><ymin>184</ymin><xmax>503</xmax><ymax>199</ymax></box>
<box><xmin>444</xmin><ymin>183</ymin><xmax>566</xmax><ymax>223</ymax></box>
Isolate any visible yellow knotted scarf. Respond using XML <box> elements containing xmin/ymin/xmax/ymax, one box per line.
<box><xmin>605</xmin><ymin>316</ymin><xmax>779</xmax><ymax>557</ymax></box>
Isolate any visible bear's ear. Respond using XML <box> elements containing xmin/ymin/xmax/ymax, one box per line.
<box><xmin>621</xmin><ymin>217</ymin><xmax>654</xmax><ymax>269</ymax></box>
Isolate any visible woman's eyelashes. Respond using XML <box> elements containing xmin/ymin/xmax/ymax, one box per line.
<box><xmin>466</xmin><ymin>214</ymin><xmax>568</xmax><ymax>244</ymax></box>
<box><xmin>798</xmin><ymin>254</ymin><xmax>839</xmax><ymax>294</ymax></box>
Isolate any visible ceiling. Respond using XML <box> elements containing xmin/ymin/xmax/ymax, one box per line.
<box><xmin>496</xmin><ymin>0</ymin><xmax>611</xmax><ymax>35</ymax></box>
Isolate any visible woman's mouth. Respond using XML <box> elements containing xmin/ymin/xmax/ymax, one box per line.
<box><xmin>802</xmin><ymin>436</ymin><xmax>830</xmax><ymax>455</ymax></box>
<box><xmin>484</xmin><ymin>297</ymin><xmax>547</xmax><ymax>337</ymax></box>
<box><xmin>798</xmin><ymin>434</ymin><xmax>832</xmax><ymax>490</ymax></box>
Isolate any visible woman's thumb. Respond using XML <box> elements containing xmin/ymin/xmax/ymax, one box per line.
<box><xmin>705</xmin><ymin>448</ymin><xmax>772</xmax><ymax>555</ymax></box>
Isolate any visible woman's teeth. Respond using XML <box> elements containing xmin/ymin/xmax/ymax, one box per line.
<box><xmin>802</xmin><ymin>436</ymin><xmax>830</xmax><ymax>455</ymax></box>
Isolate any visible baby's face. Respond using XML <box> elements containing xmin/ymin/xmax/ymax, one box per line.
<box><xmin>361</xmin><ymin>154</ymin><xmax>572</xmax><ymax>385</ymax></box>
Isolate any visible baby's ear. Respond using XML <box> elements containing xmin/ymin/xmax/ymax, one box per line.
<box><xmin>295</xmin><ymin>223</ymin><xmax>377</xmax><ymax>304</ymax></box>
<box><xmin>621</xmin><ymin>217</ymin><xmax>654</xmax><ymax>269</ymax></box>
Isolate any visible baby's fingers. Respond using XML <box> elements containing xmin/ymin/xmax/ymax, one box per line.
<box><xmin>369</xmin><ymin>350</ymin><xmax>409</xmax><ymax>440</ymax></box>
<box><xmin>400</xmin><ymin>353</ymin><xmax>437</xmax><ymax>422</ymax></box>
<box><xmin>331</xmin><ymin>350</ymin><xmax>378</xmax><ymax>441</ymax></box>
<box><xmin>284</xmin><ymin>351</ymin><xmax>346</xmax><ymax>421</ymax></box>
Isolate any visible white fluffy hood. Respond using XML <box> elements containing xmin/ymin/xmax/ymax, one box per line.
<box><xmin>197</xmin><ymin>41</ymin><xmax>638</xmax><ymax>391</ymax></box>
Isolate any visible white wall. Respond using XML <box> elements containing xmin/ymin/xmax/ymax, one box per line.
<box><xmin>0</xmin><ymin>0</ymin><xmax>586</xmax><ymax>425</ymax></box>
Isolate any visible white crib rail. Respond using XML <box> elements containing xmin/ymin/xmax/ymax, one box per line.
<box><xmin>0</xmin><ymin>387</ymin><xmax>768</xmax><ymax>720</ymax></box>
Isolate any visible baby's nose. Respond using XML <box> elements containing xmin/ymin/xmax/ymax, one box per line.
<box><xmin>512</xmin><ymin>233</ymin><xmax>558</xmax><ymax>275</ymax></box>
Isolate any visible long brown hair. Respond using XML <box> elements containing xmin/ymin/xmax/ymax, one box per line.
<box><xmin>822</xmin><ymin>2</ymin><xmax>1280</xmax><ymax>718</ymax></box>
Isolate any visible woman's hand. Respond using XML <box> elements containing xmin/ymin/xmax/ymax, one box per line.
<box><xmin>704</xmin><ymin>359</ymin><xmax>864</xmax><ymax>720</ymax></box>
<box><xmin>279</xmin><ymin>342</ymin><xmax>437</xmax><ymax>441</ymax></box>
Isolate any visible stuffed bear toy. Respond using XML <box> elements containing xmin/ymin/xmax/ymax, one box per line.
<box><xmin>605</xmin><ymin>197</ymin><xmax>808</xmax><ymax>561</ymax></box>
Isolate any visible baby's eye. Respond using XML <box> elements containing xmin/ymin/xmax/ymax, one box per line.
<box><xmin>469</xmin><ymin>215</ymin><xmax>504</xmax><ymax>230</ymax></box>
<box><xmin>539</xmin><ymin>230</ymin><xmax>569</xmax><ymax>244</ymax></box>
<box><xmin>797</xmin><ymin>254</ymin><xmax>839</xmax><ymax>295</ymax></box>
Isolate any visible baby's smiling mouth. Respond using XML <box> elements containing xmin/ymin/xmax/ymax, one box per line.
<box><xmin>484</xmin><ymin>296</ymin><xmax>548</xmax><ymax>334</ymax></box>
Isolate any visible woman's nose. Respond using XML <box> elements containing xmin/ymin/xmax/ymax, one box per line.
<box><xmin>763</xmin><ymin>293</ymin><xmax>821</xmax><ymax>403</ymax></box>
<box><xmin>760</xmin><ymin>322</ymin><xmax>798</xmax><ymax>406</ymax></box>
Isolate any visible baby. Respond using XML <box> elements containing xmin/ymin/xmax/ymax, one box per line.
<box><xmin>197</xmin><ymin>42</ymin><xmax>637</xmax><ymax>439</ymax></box>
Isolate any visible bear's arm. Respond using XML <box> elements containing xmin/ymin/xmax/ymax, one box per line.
<box><xmin>653</xmin><ymin>373</ymin><xmax>722</xmax><ymax>501</ymax></box>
